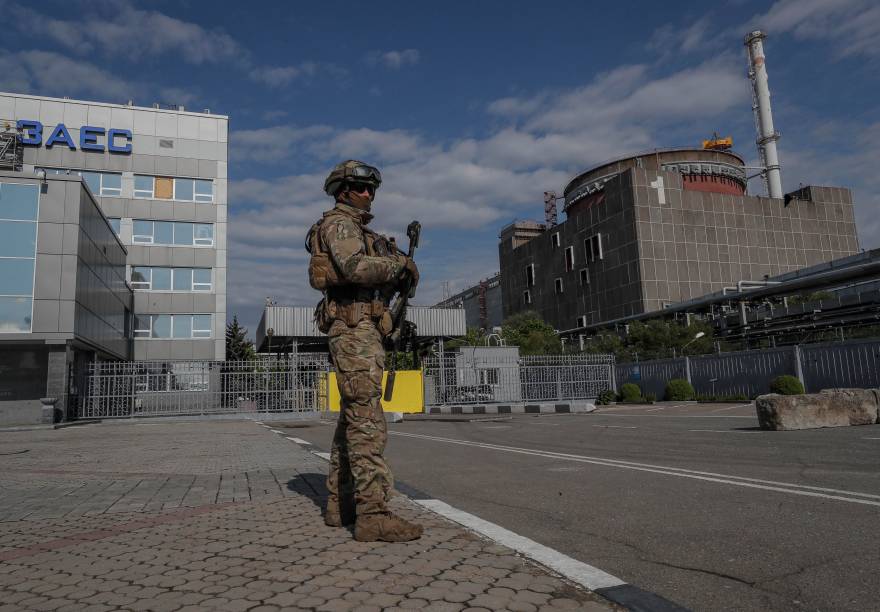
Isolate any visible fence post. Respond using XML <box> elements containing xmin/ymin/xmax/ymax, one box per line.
<box><xmin>794</xmin><ymin>344</ymin><xmax>805</xmax><ymax>388</ymax></box>
<box><xmin>610</xmin><ymin>359</ymin><xmax>617</xmax><ymax>393</ymax></box>
<box><xmin>685</xmin><ymin>356</ymin><xmax>692</xmax><ymax>385</ymax></box>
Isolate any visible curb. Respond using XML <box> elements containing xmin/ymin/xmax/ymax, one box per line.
<box><xmin>257</xmin><ymin>420</ymin><xmax>688</xmax><ymax>612</ymax></box>
<box><xmin>427</xmin><ymin>401</ymin><xmax>596</xmax><ymax>415</ymax></box>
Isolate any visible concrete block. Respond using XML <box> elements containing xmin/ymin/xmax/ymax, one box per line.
<box><xmin>384</xmin><ymin>412</ymin><xmax>403</xmax><ymax>423</ymax></box>
<box><xmin>756</xmin><ymin>390</ymin><xmax>880</xmax><ymax>431</ymax></box>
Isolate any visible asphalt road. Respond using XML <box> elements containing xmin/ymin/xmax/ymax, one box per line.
<box><xmin>280</xmin><ymin>403</ymin><xmax>880</xmax><ymax>612</ymax></box>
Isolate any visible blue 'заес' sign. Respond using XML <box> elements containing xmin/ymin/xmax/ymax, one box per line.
<box><xmin>16</xmin><ymin>120</ymin><xmax>132</xmax><ymax>154</ymax></box>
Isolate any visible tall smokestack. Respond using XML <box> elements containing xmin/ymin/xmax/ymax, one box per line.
<box><xmin>745</xmin><ymin>30</ymin><xmax>783</xmax><ymax>199</ymax></box>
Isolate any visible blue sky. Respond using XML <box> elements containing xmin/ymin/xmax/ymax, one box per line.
<box><xmin>2</xmin><ymin>0</ymin><xmax>879</xmax><ymax>337</ymax></box>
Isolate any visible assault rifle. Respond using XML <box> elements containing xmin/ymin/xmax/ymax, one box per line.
<box><xmin>384</xmin><ymin>220</ymin><xmax>421</xmax><ymax>401</ymax></box>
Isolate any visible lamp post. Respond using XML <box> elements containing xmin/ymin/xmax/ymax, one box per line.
<box><xmin>682</xmin><ymin>331</ymin><xmax>706</xmax><ymax>354</ymax></box>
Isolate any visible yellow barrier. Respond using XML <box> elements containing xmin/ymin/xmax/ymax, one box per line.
<box><xmin>326</xmin><ymin>370</ymin><xmax>424</xmax><ymax>413</ymax></box>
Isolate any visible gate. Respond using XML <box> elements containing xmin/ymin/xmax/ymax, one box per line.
<box><xmin>423</xmin><ymin>352</ymin><xmax>615</xmax><ymax>406</ymax></box>
<box><xmin>79</xmin><ymin>356</ymin><xmax>330</xmax><ymax>419</ymax></box>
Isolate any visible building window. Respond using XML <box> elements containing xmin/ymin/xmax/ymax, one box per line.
<box><xmin>551</xmin><ymin>233</ymin><xmax>560</xmax><ymax>248</ymax></box>
<box><xmin>0</xmin><ymin>182</ymin><xmax>39</xmax><ymax>332</ymax></box>
<box><xmin>134</xmin><ymin>175</ymin><xmax>154</xmax><ymax>198</ymax></box>
<box><xmin>134</xmin><ymin>175</ymin><xmax>214</xmax><ymax>203</ymax></box>
<box><xmin>523</xmin><ymin>290</ymin><xmax>531</xmax><ymax>305</ymax></box>
<box><xmin>585</xmin><ymin>233</ymin><xmax>604</xmax><ymax>262</ymax></box>
<box><xmin>577</xmin><ymin>316</ymin><xmax>587</xmax><ymax>328</ymax></box>
<box><xmin>525</xmin><ymin>263</ymin><xmax>535</xmax><ymax>286</ymax></box>
<box><xmin>132</xmin><ymin>220</ymin><xmax>214</xmax><ymax>247</ymax></box>
<box><xmin>39</xmin><ymin>168</ymin><xmax>121</xmax><ymax>197</ymax></box>
<box><xmin>134</xmin><ymin>314</ymin><xmax>213</xmax><ymax>339</ymax></box>
<box><xmin>555</xmin><ymin>278</ymin><xmax>563</xmax><ymax>294</ymax></box>
<box><xmin>108</xmin><ymin>217</ymin><xmax>121</xmax><ymax>235</ymax></box>
<box><xmin>579</xmin><ymin>267</ymin><xmax>589</xmax><ymax>285</ymax></box>
<box><xmin>565</xmin><ymin>246</ymin><xmax>574</xmax><ymax>271</ymax></box>
<box><xmin>130</xmin><ymin>267</ymin><xmax>213</xmax><ymax>292</ymax></box>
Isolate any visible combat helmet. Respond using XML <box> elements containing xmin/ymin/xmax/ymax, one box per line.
<box><xmin>323</xmin><ymin>160</ymin><xmax>382</xmax><ymax>197</ymax></box>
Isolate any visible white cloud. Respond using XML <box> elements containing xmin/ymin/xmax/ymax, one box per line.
<box><xmin>648</xmin><ymin>15</ymin><xmax>715</xmax><ymax>55</ymax></box>
<box><xmin>0</xmin><ymin>50</ymin><xmax>136</xmax><ymax>100</ymax></box>
<box><xmin>227</xmin><ymin>55</ymin><xmax>758</xmax><ymax>327</ymax></box>
<box><xmin>366</xmin><ymin>49</ymin><xmax>421</xmax><ymax>70</ymax></box>
<box><xmin>10</xmin><ymin>2</ymin><xmax>242</xmax><ymax>65</ymax></box>
<box><xmin>746</xmin><ymin>0</ymin><xmax>880</xmax><ymax>58</ymax></box>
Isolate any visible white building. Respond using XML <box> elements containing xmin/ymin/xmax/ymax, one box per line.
<box><xmin>2</xmin><ymin>92</ymin><xmax>228</xmax><ymax>360</ymax></box>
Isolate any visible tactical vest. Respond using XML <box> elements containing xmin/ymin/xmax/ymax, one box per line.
<box><xmin>307</xmin><ymin>214</ymin><xmax>396</xmax><ymax>334</ymax></box>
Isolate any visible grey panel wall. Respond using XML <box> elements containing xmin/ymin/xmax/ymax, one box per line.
<box><xmin>500</xmin><ymin>172</ymin><xmax>642</xmax><ymax>330</ymax></box>
<box><xmin>800</xmin><ymin>339</ymin><xmax>880</xmax><ymax>392</ymax></box>
<box><xmin>2</xmin><ymin>93</ymin><xmax>228</xmax><ymax>360</ymax></box>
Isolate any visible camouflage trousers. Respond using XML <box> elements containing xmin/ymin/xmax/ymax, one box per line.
<box><xmin>326</xmin><ymin>318</ymin><xmax>393</xmax><ymax>516</ymax></box>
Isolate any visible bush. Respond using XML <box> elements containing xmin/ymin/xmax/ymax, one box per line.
<box><xmin>665</xmin><ymin>378</ymin><xmax>695</xmax><ymax>401</ymax></box>
<box><xmin>597</xmin><ymin>389</ymin><xmax>617</xmax><ymax>405</ymax></box>
<box><xmin>643</xmin><ymin>392</ymin><xmax>657</xmax><ymax>403</ymax></box>
<box><xmin>769</xmin><ymin>375</ymin><xmax>804</xmax><ymax>395</ymax></box>
<box><xmin>619</xmin><ymin>383</ymin><xmax>641</xmax><ymax>403</ymax></box>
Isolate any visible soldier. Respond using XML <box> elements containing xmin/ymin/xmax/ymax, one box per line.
<box><xmin>306</xmin><ymin>160</ymin><xmax>422</xmax><ymax>542</ymax></box>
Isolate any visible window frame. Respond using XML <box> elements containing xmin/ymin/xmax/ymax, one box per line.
<box><xmin>551</xmin><ymin>232</ymin><xmax>560</xmax><ymax>248</ymax></box>
<box><xmin>37</xmin><ymin>167</ymin><xmax>122</xmax><ymax>197</ymax></box>
<box><xmin>133</xmin><ymin>314</ymin><xmax>213</xmax><ymax>339</ymax></box>
<box><xmin>130</xmin><ymin>267</ymin><xmax>152</xmax><ymax>290</ymax></box>
<box><xmin>134</xmin><ymin>175</ymin><xmax>155</xmax><ymax>198</ymax></box>
<box><xmin>131</xmin><ymin>220</ymin><xmax>215</xmax><ymax>247</ymax></box>
<box><xmin>577</xmin><ymin>316</ymin><xmax>587</xmax><ymax>328</ymax></box>
<box><xmin>579</xmin><ymin>267</ymin><xmax>589</xmax><ymax>286</ymax></box>
<box><xmin>554</xmin><ymin>277</ymin><xmax>564</xmax><ymax>294</ymax></box>
<box><xmin>525</xmin><ymin>263</ymin><xmax>535</xmax><ymax>287</ymax></box>
<box><xmin>0</xmin><ymin>182</ymin><xmax>40</xmax><ymax>333</ymax></box>
<box><xmin>565</xmin><ymin>246</ymin><xmax>575</xmax><ymax>272</ymax></box>
<box><xmin>523</xmin><ymin>290</ymin><xmax>531</xmax><ymax>305</ymax></box>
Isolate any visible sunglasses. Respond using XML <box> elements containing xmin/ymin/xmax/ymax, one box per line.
<box><xmin>346</xmin><ymin>182</ymin><xmax>375</xmax><ymax>196</ymax></box>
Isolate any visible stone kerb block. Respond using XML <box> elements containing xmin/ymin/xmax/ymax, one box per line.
<box><xmin>756</xmin><ymin>389</ymin><xmax>880</xmax><ymax>430</ymax></box>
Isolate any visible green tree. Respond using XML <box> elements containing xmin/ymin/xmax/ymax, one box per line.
<box><xmin>225</xmin><ymin>315</ymin><xmax>256</xmax><ymax>361</ymax></box>
<box><xmin>500</xmin><ymin>311</ymin><xmax>561</xmax><ymax>355</ymax></box>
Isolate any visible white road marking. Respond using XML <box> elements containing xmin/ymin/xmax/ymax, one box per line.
<box><xmin>592</xmin><ymin>425</ymin><xmax>638</xmax><ymax>429</ymax></box>
<box><xmin>416</xmin><ymin>499</ymin><xmax>625</xmax><ymax>590</ymax></box>
<box><xmin>688</xmin><ymin>429</ymin><xmax>763</xmax><ymax>434</ymax></box>
<box><xmin>286</xmin><ymin>437</ymin><xmax>311</xmax><ymax>445</ymax></box>
<box><xmin>312</xmin><ymin>451</ymin><xmax>331</xmax><ymax>461</ymax></box>
<box><xmin>646</xmin><ymin>406</ymin><xmax>665</xmax><ymax>412</ymax></box>
<box><xmin>270</xmin><ymin>429</ymin><xmax>283</xmax><ymax>434</ymax></box>
<box><xmin>480</xmin><ymin>426</ymin><xmax>512</xmax><ymax>430</ymax></box>
<box><xmin>864</xmin><ymin>437</ymin><xmax>880</xmax><ymax>440</ymax></box>
<box><xmin>710</xmin><ymin>404</ymin><xmax>753</xmax><ymax>413</ymax></box>
<box><xmin>601</xmin><ymin>413</ymin><xmax>754</xmax><ymax>419</ymax></box>
<box><xmin>391</xmin><ymin>431</ymin><xmax>880</xmax><ymax>506</ymax></box>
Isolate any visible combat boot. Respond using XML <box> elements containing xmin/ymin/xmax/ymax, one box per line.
<box><xmin>354</xmin><ymin>512</ymin><xmax>423</xmax><ymax>542</ymax></box>
<box><xmin>324</xmin><ymin>497</ymin><xmax>356</xmax><ymax>527</ymax></box>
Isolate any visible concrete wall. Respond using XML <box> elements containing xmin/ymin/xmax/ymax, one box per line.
<box><xmin>500</xmin><ymin>166</ymin><xmax>860</xmax><ymax>332</ymax></box>
<box><xmin>500</xmin><ymin>171</ymin><xmax>641</xmax><ymax>329</ymax></box>
<box><xmin>1</xmin><ymin>92</ymin><xmax>228</xmax><ymax>360</ymax></box>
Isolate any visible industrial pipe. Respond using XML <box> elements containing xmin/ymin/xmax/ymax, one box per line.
<box><xmin>745</xmin><ymin>30</ymin><xmax>783</xmax><ymax>199</ymax></box>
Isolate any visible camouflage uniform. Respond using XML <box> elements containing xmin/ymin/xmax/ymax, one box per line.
<box><xmin>319</xmin><ymin>202</ymin><xmax>403</xmax><ymax>518</ymax></box>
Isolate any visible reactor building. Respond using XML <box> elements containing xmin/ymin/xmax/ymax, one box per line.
<box><xmin>498</xmin><ymin>30</ymin><xmax>861</xmax><ymax>334</ymax></box>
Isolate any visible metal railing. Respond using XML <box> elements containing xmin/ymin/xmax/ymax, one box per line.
<box><xmin>79</xmin><ymin>356</ymin><xmax>331</xmax><ymax>418</ymax></box>
<box><xmin>615</xmin><ymin>338</ymin><xmax>880</xmax><ymax>399</ymax></box>
<box><xmin>423</xmin><ymin>353</ymin><xmax>615</xmax><ymax>406</ymax></box>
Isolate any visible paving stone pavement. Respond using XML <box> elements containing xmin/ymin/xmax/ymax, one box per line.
<box><xmin>0</xmin><ymin>420</ymin><xmax>616</xmax><ymax>611</ymax></box>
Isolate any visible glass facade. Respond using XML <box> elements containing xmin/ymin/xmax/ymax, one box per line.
<box><xmin>40</xmin><ymin>168</ymin><xmax>122</xmax><ymax>197</ymax></box>
<box><xmin>0</xmin><ymin>182</ymin><xmax>38</xmax><ymax>333</ymax></box>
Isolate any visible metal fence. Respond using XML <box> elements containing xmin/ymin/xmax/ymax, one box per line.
<box><xmin>616</xmin><ymin>338</ymin><xmax>880</xmax><ymax>399</ymax></box>
<box><xmin>423</xmin><ymin>353</ymin><xmax>615</xmax><ymax>406</ymax></box>
<box><xmin>79</xmin><ymin>356</ymin><xmax>331</xmax><ymax>419</ymax></box>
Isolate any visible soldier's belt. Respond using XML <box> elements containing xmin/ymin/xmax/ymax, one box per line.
<box><xmin>331</xmin><ymin>299</ymin><xmax>387</xmax><ymax>327</ymax></box>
